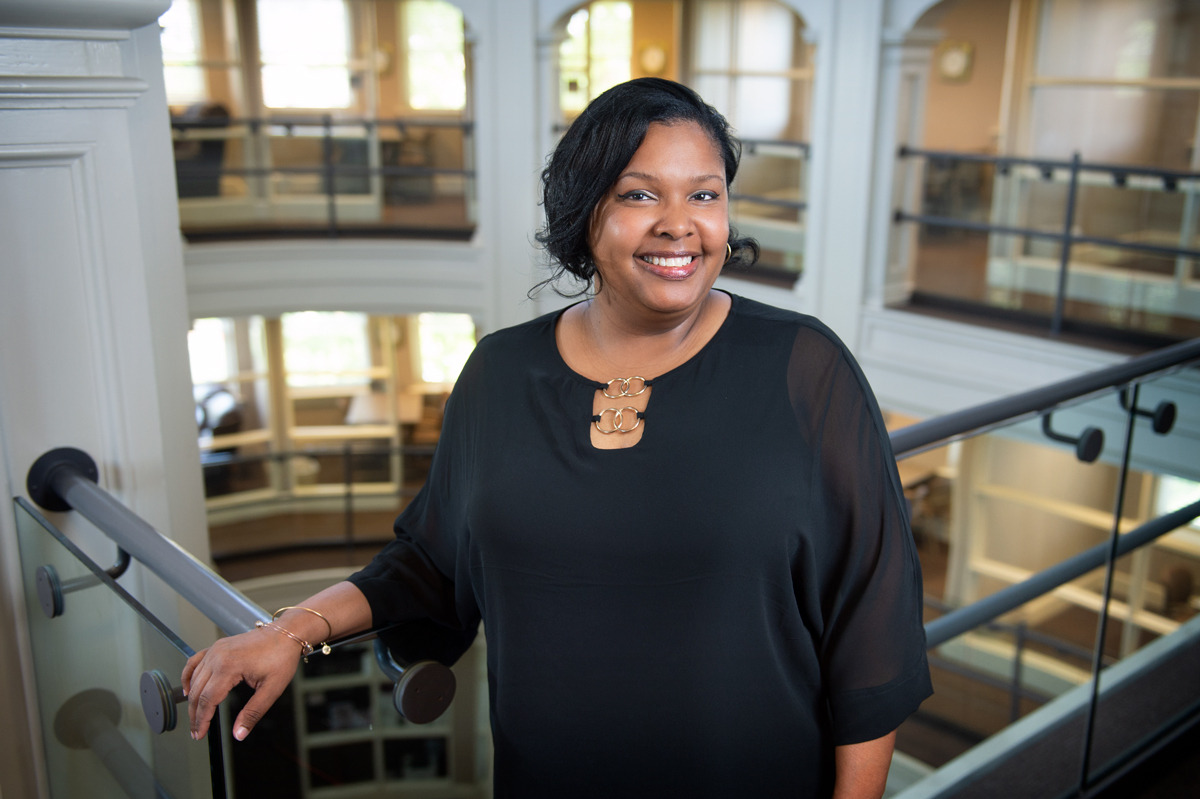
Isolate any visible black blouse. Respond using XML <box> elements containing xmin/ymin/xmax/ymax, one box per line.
<box><xmin>349</xmin><ymin>294</ymin><xmax>932</xmax><ymax>798</ymax></box>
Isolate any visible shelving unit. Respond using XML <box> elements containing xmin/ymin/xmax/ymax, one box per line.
<box><xmin>288</xmin><ymin>639</ymin><xmax>489</xmax><ymax>798</ymax></box>
<box><xmin>944</xmin><ymin>434</ymin><xmax>1190</xmax><ymax>660</ymax></box>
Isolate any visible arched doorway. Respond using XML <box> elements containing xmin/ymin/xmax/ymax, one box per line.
<box><xmin>894</xmin><ymin>0</ymin><xmax>1200</xmax><ymax>343</ymax></box>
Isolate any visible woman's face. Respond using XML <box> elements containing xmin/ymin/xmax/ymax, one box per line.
<box><xmin>588</xmin><ymin>121</ymin><xmax>729</xmax><ymax>318</ymax></box>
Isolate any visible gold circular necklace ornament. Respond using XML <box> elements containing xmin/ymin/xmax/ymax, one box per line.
<box><xmin>593</xmin><ymin>406</ymin><xmax>645</xmax><ymax>434</ymax></box>
<box><xmin>592</xmin><ymin>376</ymin><xmax>653</xmax><ymax>433</ymax></box>
<box><xmin>604</xmin><ymin>376</ymin><xmax>649</xmax><ymax>398</ymax></box>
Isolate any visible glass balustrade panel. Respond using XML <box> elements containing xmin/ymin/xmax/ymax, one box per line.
<box><xmin>902</xmin><ymin>155</ymin><xmax>1200</xmax><ymax>343</ymax></box>
<box><xmin>888</xmin><ymin>365</ymin><xmax>1200</xmax><ymax>795</ymax></box>
<box><xmin>14</xmin><ymin>499</ymin><xmax>219</xmax><ymax>799</ymax></box>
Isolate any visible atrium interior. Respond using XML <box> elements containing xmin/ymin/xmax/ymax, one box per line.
<box><xmin>2</xmin><ymin>1</ymin><xmax>1200</xmax><ymax>798</ymax></box>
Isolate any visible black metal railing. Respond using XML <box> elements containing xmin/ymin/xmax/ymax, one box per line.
<box><xmin>923</xmin><ymin>593</ymin><xmax>1117</xmax><ymax>725</ymax></box>
<box><xmin>171</xmin><ymin>114</ymin><xmax>476</xmax><ymax>240</ymax></box>
<box><xmin>895</xmin><ymin>146</ymin><xmax>1200</xmax><ymax>343</ymax></box>
<box><xmin>200</xmin><ymin>443</ymin><xmax>434</xmax><ymax>564</ymax></box>
<box><xmin>891</xmin><ymin>336</ymin><xmax>1200</xmax><ymax>457</ymax></box>
<box><xmin>892</xmin><ymin>335</ymin><xmax>1200</xmax><ymax>796</ymax></box>
<box><xmin>732</xmin><ymin>138</ymin><xmax>809</xmax><ymax>212</ymax></box>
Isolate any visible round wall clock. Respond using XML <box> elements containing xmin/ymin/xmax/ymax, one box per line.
<box><xmin>938</xmin><ymin>41</ymin><xmax>974</xmax><ymax>83</ymax></box>
<box><xmin>639</xmin><ymin>44</ymin><xmax>668</xmax><ymax>76</ymax></box>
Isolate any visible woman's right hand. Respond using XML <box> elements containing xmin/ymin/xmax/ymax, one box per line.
<box><xmin>182</xmin><ymin>626</ymin><xmax>303</xmax><ymax>742</ymax></box>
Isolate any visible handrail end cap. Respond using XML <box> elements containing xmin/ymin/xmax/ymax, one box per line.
<box><xmin>27</xmin><ymin>448</ymin><xmax>98</xmax><ymax>512</ymax></box>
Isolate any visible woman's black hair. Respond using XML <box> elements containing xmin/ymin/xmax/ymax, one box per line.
<box><xmin>534</xmin><ymin>77</ymin><xmax>759</xmax><ymax>296</ymax></box>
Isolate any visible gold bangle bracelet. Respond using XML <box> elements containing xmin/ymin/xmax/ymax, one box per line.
<box><xmin>256</xmin><ymin>621</ymin><xmax>315</xmax><ymax>661</ymax></box>
<box><xmin>272</xmin><ymin>606</ymin><xmax>334</xmax><ymax>642</ymax></box>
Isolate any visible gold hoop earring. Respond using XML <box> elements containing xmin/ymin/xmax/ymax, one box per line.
<box><xmin>724</xmin><ymin>242</ymin><xmax>732</xmax><ymax>264</ymax></box>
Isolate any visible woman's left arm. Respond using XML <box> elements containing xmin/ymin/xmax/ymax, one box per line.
<box><xmin>833</xmin><ymin>731</ymin><xmax>896</xmax><ymax>799</ymax></box>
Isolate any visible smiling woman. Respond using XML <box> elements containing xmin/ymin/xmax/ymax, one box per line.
<box><xmin>589</xmin><ymin>123</ymin><xmax>728</xmax><ymax>307</ymax></box>
<box><xmin>182</xmin><ymin>78</ymin><xmax>930</xmax><ymax>799</ymax></box>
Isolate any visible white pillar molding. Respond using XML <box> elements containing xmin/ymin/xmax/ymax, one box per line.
<box><xmin>776</xmin><ymin>0</ymin><xmax>833</xmax><ymax>39</ymax></box>
<box><xmin>884</xmin><ymin>0</ymin><xmax>963</xmax><ymax>33</ymax></box>
<box><xmin>471</xmin><ymin>0</ymin><xmax>542</xmax><ymax>333</ymax></box>
<box><xmin>0</xmin><ymin>23</ymin><xmax>150</xmax><ymax>108</ymax></box>
<box><xmin>804</xmin><ymin>0</ymin><xmax>886</xmax><ymax>351</ymax></box>
<box><xmin>538</xmin><ymin>0</ymin><xmax>584</xmax><ymax>36</ymax></box>
<box><xmin>0</xmin><ymin>4</ymin><xmax>208</xmax><ymax>797</ymax></box>
<box><xmin>0</xmin><ymin>0</ymin><xmax>168</xmax><ymax>31</ymax></box>
<box><xmin>864</xmin><ymin>27</ymin><xmax>942</xmax><ymax>310</ymax></box>
<box><xmin>536</xmin><ymin>27</ymin><xmax>566</xmax><ymax>159</ymax></box>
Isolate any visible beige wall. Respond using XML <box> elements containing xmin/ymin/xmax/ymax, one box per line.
<box><xmin>630</xmin><ymin>0</ymin><xmax>680</xmax><ymax>82</ymax></box>
<box><xmin>921</xmin><ymin>0</ymin><xmax>1011</xmax><ymax>152</ymax></box>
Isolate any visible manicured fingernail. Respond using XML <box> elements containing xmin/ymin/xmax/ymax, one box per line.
<box><xmin>191</xmin><ymin>732</ymin><xmax>197</xmax><ymax>740</ymax></box>
<box><xmin>234</xmin><ymin>726</ymin><xmax>248</xmax><ymax>741</ymax></box>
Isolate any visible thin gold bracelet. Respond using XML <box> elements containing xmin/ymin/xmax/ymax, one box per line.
<box><xmin>272</xmin><ymin>606</ymin><xmax>334</xmax><ymax>655</ymax></box>
<box><xmin>256</xmin><ymin>621</ymin><xmax>315</xmax><ymax>661</ymax></box>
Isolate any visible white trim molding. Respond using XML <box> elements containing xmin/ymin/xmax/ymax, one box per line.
<box><xmin>0</xmin><ymin>76</ymin><xmax>148</xmax><ymax>108</ymax></box>
<box><xmin>0</xmin><ymin>1</ymin><xmax>170</xmax><ymax>32</ymax></box>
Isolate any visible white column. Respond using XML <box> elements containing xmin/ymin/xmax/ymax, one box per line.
<box><xmin>471</xmin><ymin>0</ymin><xmax>542</xmax><ymax>332</ymax></box>
<box><xmin>864</xmin><ymin>28</ymin><xmax>940</xmax><ymax>310</ymax></box>
<box><xmin>805</xmin><ymin>0</ymin><xmax>887</xmax><ymax>350</ymax></box>
<box><xmin>0</xmin><ymin>3</ymin><xmax>210</xmax><ymax>795</ymax></box>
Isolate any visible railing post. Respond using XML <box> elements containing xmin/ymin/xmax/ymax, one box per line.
<box><xmin>343</xmin><ymin>441</ymin><xmax>355</xmax><ymax>565</ymax></box>
<box><xmin>1010</xmin><ymin>621</ymin><xmax>1026</xmax><ymax>723</ymax></box>
<box><xmin>323</xmin><ymin>113</ymin><xmax>338</xmax><ymax>238</ymax></box>
<box><xmin>1051</xmin><ymin>151</ymin><xmax>1081</xmax><ymax>336</ymax></box>
<box><xmin>1078</xmin><ymin>382</ymin><xmax>1140</xmax><ymax>793</ymax></box>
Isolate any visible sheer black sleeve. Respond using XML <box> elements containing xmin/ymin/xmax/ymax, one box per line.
<box><xmin>347</xmin><ymin>346</ymin><xmax>484</xmax><ymax>661</ymax></box>
<box><xmin>788</xmin><ymin>324</ymin><xmax>932</xmax><ymax>745</ymax></box>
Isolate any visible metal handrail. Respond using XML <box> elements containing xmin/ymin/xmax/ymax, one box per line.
<box><xmin>27</xmin><ymin>448</ymin><xmax>268</xmax><ymax>636</ymax></box>
<box><xmin>925</xmin><ymin>499</ymin><xmax>1200</xmax><ymax>648</ymax></box>
<box><xmin>924</xmin><ymin>595</ymin><xmax>1107</xmax><ymax>665</ymax></box>
<box><xmin>892</xmin><ymin>210</ymin><xmax>1200</xmax><ymax>261</ymax></box>
<box><xmin>171</xmin><ymin>115</ymin><xmax>474</xmax><ymax>132</ymax></box>
<box><xmin>889</xmin><ymin>336</ymin><xmax>1200</xmax><ymax>458</ymax></box>
<box><xmin>730</xmin><ymin>193</ymin><xmax>807</xmax><ymax>211</ymax></box>
<box><xmin>180</xmin><ymin>165</ymin><xmax>475</xmax><ymax>178</ymax></box>
<box><xmin>173</xmin><ymin>111</ymin><xmax>477</xmax><ymax>240</ymax></box>
<box><xmin>894</xmin><ymin>145</ymin><xmax>1200</xmax><ymax>339</ymax></box>
<box><xmin>740</xmin><ymin>138</ymin><xmax>810</xmax><ymax>153</ymax></box>
<box><xmin>201</xmin><ymin>443</ymin><xmax>438</xmax><ymax>468</ymax></box>
<box><xmin>25</xmin><ymin>446</ymin><xmax>457</xmax><ymax>724</ymax></box>
<box><xmin>898</xmin><ymin>145</ymin><xmax>1200</xmax><ymax>184</ymax></box>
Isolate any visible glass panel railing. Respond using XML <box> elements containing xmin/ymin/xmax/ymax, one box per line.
<box><xmin>20</xmin><ymin>444</ymin><xmax>488</xmax><ymax>798</ymax></box>
<box><xmin>172</xmin><ymin>117</ymin><xmax>476</xmax><ymax>242</ymax></box>
<box><xmin>887</xmin><ymin>365</ymin><xmax>1200</xmax><ymax>797</ymax></box>
<box><xmin>14</xmin><ymin>498</ymin><xmax>221</xmax><ymax>799</ymax></box>
<box><xmin>893</xmin><ymin>148</ymin><xmax>1200</xmax><ymax>347</ymax></box>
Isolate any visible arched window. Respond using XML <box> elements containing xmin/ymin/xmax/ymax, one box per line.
<box><xmin>687</xmin><ymin>0</ymin><xmax>813</xmax><ymax>143</ymax></box>
<box><xmin>559</xmin><ymin>2</ymin><xmax>635</xmax><ymax>115</ymax></box>
<box><xmin>687</xmin><ymin>0</ymin><xmax>813</xmax><ymax>283</ymax></box>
